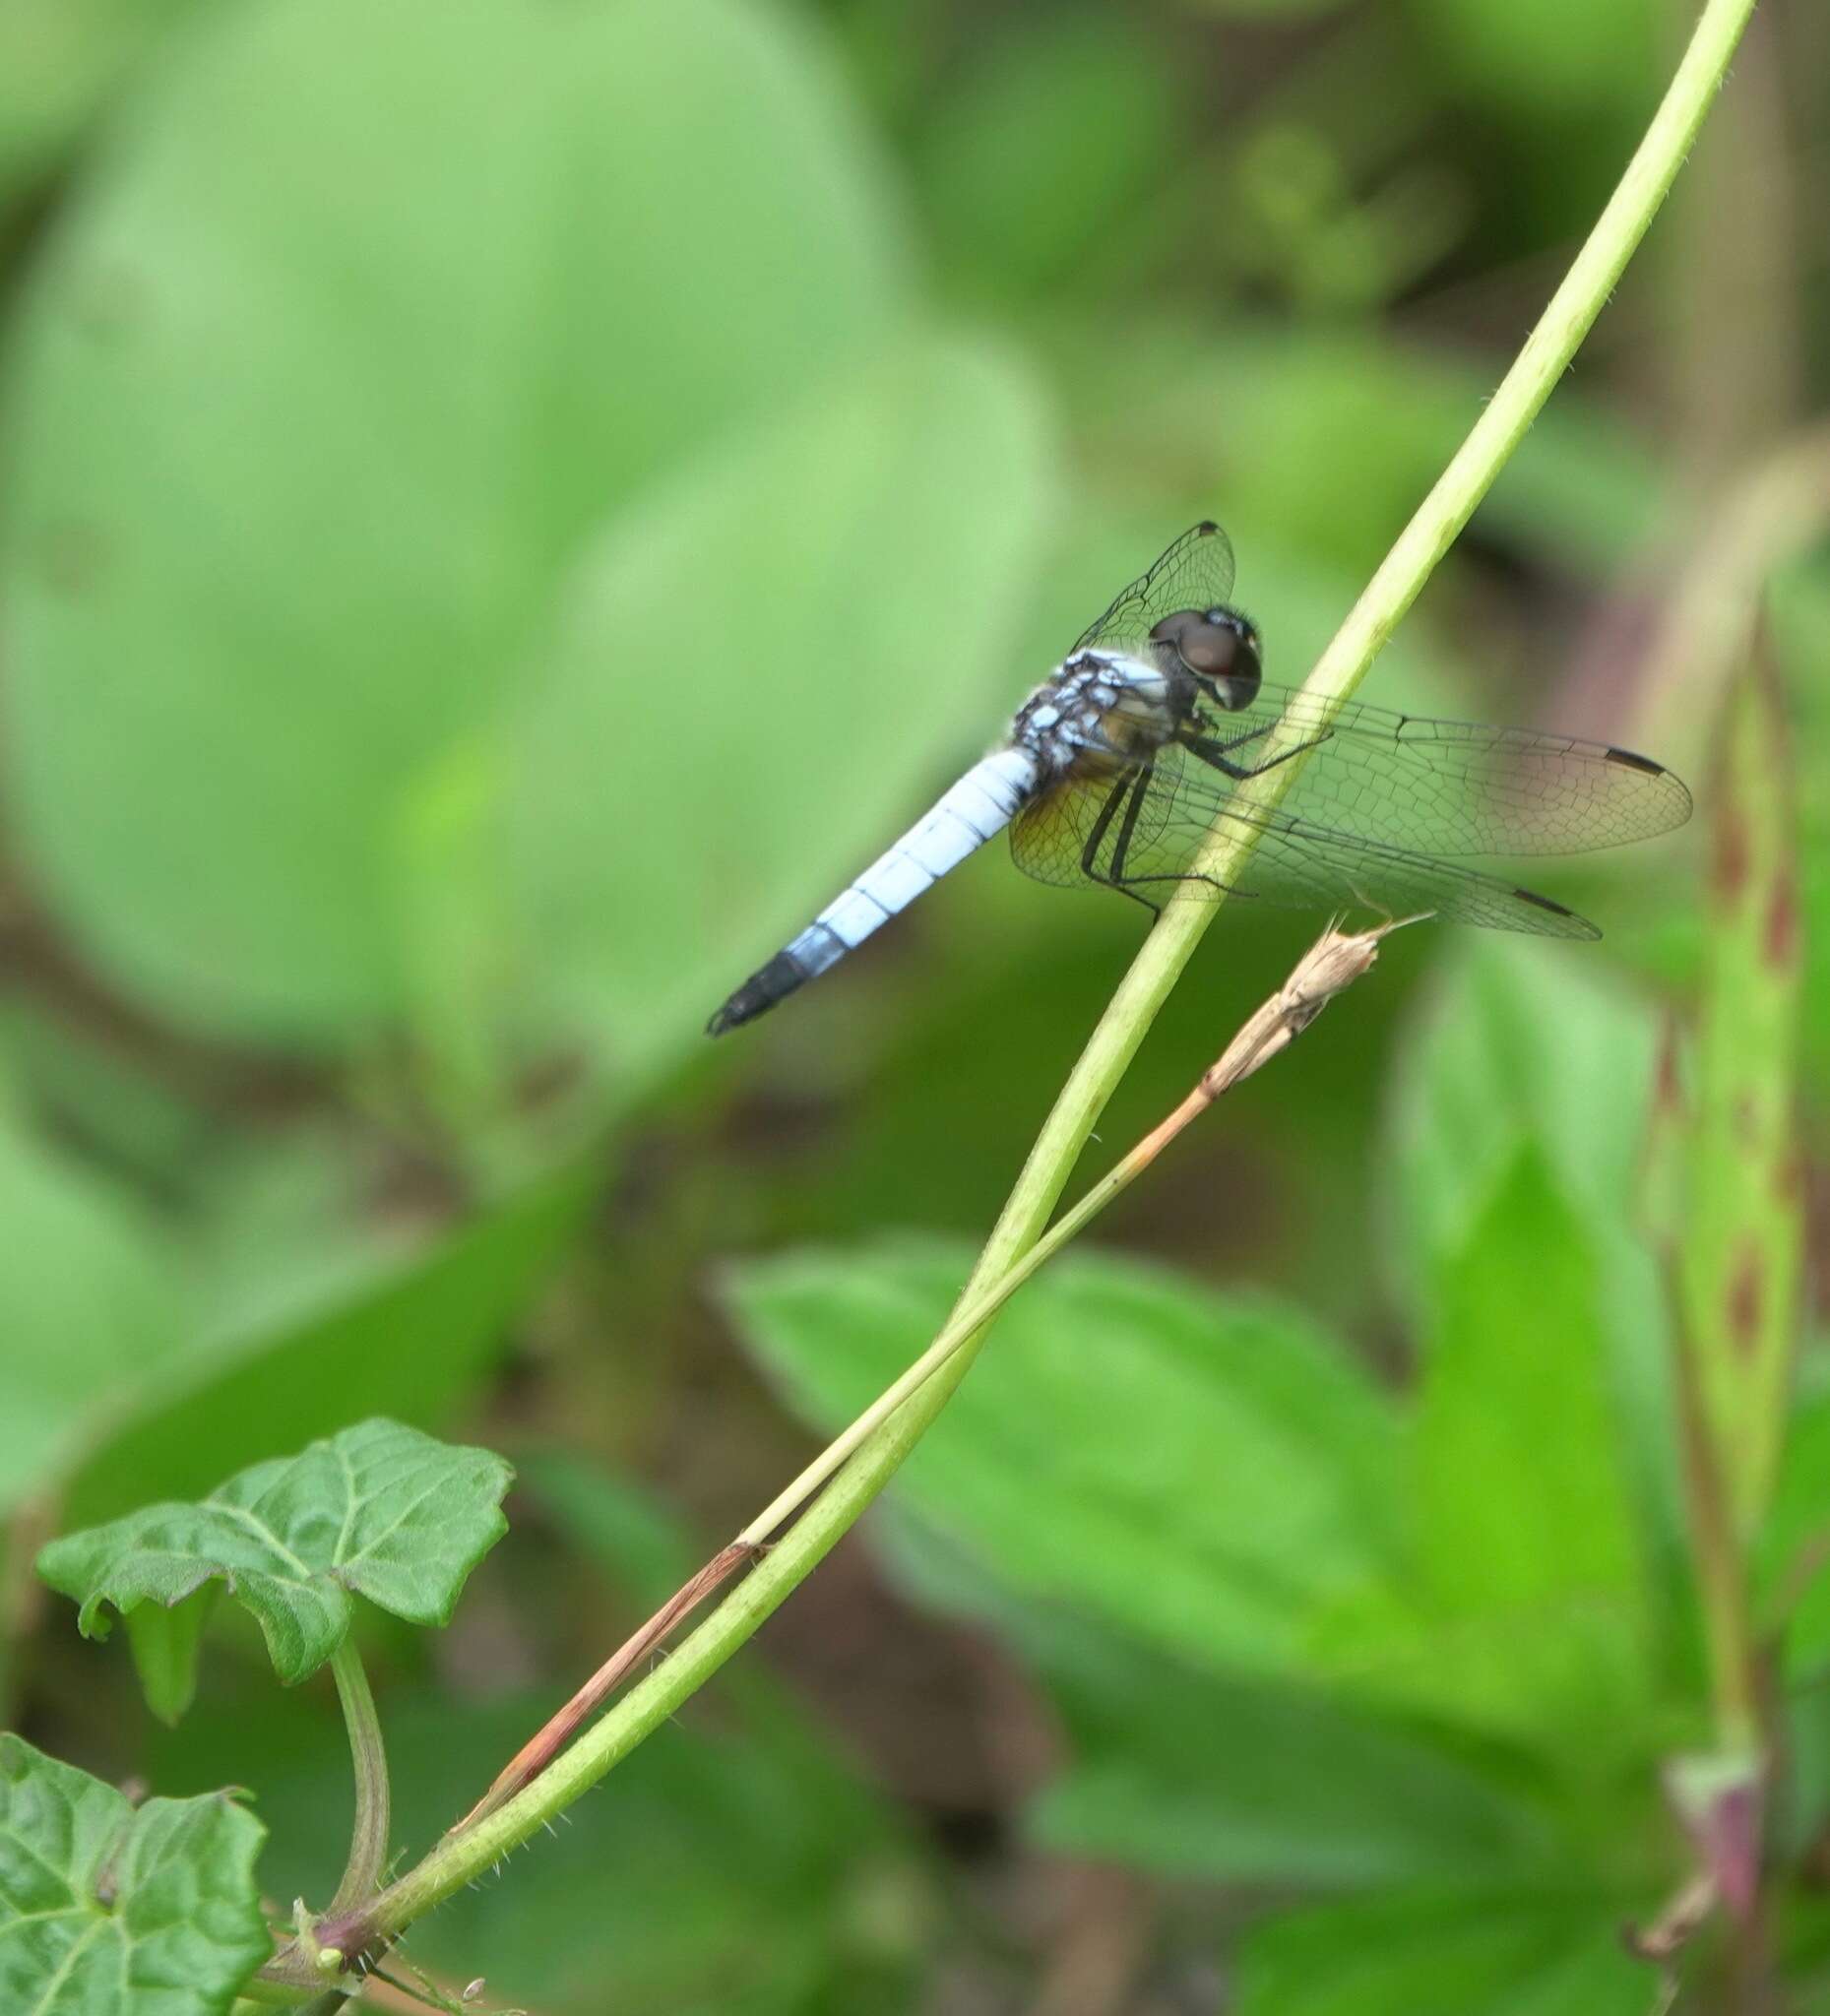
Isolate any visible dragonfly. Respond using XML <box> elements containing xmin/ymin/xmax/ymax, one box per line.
<box><xmin>708</xmin><ymin>522</ymin><xmax>1691</xmax><ymax>1036</ymax></box>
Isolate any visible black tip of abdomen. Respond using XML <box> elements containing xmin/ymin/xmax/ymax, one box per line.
<box><xmin>706</xmin><ymin>951</ymin><xmax>810</xmax><ymax>1037</ymax></box>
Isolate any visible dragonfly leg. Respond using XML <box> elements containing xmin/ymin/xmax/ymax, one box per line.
<box><xmin>1105</xmin><ymin>769</ymin><xmax>1159</xmax><ymax>911</ymax></box>
<box><xmin>1081</xmin><ymin>770</ymin><xmax>1160</xmax><ymax>914</ymax></box>
<box><xmin>1182</xmin><ymin>726</ymin><xmax>1328</xmax><ymax>781</ymax></box>
<box><xmin>1112</xmin><ymin>764</ymin><xmax>1236</xmax><ymax>907</ymax></box>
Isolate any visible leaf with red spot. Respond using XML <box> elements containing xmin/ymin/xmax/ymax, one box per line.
<box><xmin>1677</xmin><ymin>638</ymin><xmax>1803</xmax><ymax>1540</ymax></box>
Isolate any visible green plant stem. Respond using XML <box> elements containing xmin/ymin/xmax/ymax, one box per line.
<box><xmin>326</xmin><ymin>1638</ymin><xmax>391</xmax><ymax>1918</ymax></box>
<box><xmin>455</xmin><ymin>923</ymin><xmax>1383</xmax><ymax>1836</ymax></box>
<box><xmin>731</xmin><ymin>921</ymin><xmax>1394</xmax><ymax>1552</ymax></box>
<box><xmin>333</xmin><ymin>0</ymin><xmax>1755</xmax><ymax>1959</ymax></box>
<box><xmin>733</xmin><ymin>1143</ymin><xmax>1157</xmax><ymax>1537</ymax></box>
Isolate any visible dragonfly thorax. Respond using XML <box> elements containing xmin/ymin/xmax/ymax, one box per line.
<box><xmin>1011</xmin><ymin>651</ymin><xmax>1190</xmax><ymax>779</ymax></box>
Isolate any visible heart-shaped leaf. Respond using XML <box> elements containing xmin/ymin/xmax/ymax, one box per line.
<box><xmin>0</xmin><ymin>1734</ymin><xmax>268</xmax><ymax>2015</ymax></box>
<box><xmin>38</xmin><ymin>1419</ymin><xmax>511</xmax><ymax>1689</ymax></box>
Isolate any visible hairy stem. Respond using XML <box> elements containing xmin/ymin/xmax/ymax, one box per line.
<box><xmin>332</xmin><ymin>0</ymin><xmax>1756</xmax><ymax>1958</ymax></box>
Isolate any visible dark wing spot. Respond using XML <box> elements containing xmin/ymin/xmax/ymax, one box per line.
<box><xmin>1604</xmin><ymin>745</ymin><xmax>1667</xmax><ymax>776</ymax></box>
<box><xmin>1195</xmin><ymin>519</ymin><xmax>1219</xmax><ymax>536</ymax></box>
<box><xmin>1507</xmin><ymin>884</ymin><xmax>1601</xmax><ymax>938</ymax></box>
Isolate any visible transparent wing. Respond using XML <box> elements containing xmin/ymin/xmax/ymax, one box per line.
<box><xmin>1183</xmin><ymin>682</ymin><xmax>1691</xmax><ymax>856</ymax></box>
<box><xmin>1010</xmin><ymin>767</ymin><xmax>1167</xmax><ymax>888</ymax></box>
<box><xmin>1012</xmin><ymin>755</ymin><xmax>1602</xmax><ymax>938</ymax></box>
<box><xmin>1073</xmin><ymin>522</ymin><xmax>1236</xmax><ymax>654</ymax></box>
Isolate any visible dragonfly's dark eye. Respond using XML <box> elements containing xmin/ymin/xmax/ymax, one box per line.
<box><xmin>1149</xmin><ymin>607</ymin><xmax>1262</xmax><ymax>708</ymax></box>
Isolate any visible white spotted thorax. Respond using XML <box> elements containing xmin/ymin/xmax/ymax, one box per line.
<box><xmin>1011</xmin><ymin>651</ymin><xmax>1180</xmax><ymax>778</ymax></box>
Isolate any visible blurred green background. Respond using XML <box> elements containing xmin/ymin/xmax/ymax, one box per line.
<box><xmin>0</xmin><ymin>0</ymin><xmax>1824</xmax><ymax>2009</ymax></box>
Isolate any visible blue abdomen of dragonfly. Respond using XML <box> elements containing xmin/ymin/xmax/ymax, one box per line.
<box><xmin>704</xmin><ymin>742</ymin><xmax>1040</xmax><ymax>1037</ymax></box>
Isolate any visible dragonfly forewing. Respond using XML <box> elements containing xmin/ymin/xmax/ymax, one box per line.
<box><xmin>1180</xmin><ymin>683</ymin><xmax>1692</xmax><ymax>856</ymax></box>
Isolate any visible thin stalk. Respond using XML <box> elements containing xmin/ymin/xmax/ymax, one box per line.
<box><xmin>454</xmin><ymin>922</ymin><xmax>1400</xmax><ymax>1833</ymax></box>
<box><xmin>454</xmin><ymin>1539</ymin><xmax>762</xmax><ymax>1828</ymax></box>
<box><xmin>735</xmin><ymin>919</ymin><xmax>1407</xmax><ymax>1549</ymax></box>
<box><xmin>319</xmin><ymin>0</ymin><xmax>1756</xmax><ymax>1963</ymax></box>
<box><xmin>326</xmin><ymin>1638</ymin><xmax>391</xmax><ymax>1917</ymax></box>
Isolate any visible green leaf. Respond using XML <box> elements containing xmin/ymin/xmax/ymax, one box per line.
<box><xmin>726</xmin><ymin>1238</ymin><xmax>1399</xmax><ymax>1675</ymax></box>
<box><xmin>1316</xmin><ymin>1148</ymin><xmax>1659</xmax><ymax>1748</ymax></box>
<box><xmin>0</xmin><ymin>0</ymin><xmax>912</xmax><ymax>1047</ymax></box>
<box><xmin>1387</xmin><ymin>939</ymin><xmax>1664</xmax><ymax>1294</ymax></box>
<box><xmin>514</xmin><ymin>1448</ymin><xmax>699</xmax><ymax>1606</ymax></box>
<box><xmin>1770</xmin><ymin>566</ymin><xmax>1830</xmax><ymax>1097</ymax></box>
<box><xmin>62</xmin><ymin>1165</ymin><xmax>586</xmax><ymax>1529</ymax></box>
<box><xmin>507</xmin><ymin>331</ymin><xmax>1052</xmax><ymax>1074</ymax></box>
<box><xmin>1407</xmin><ymin>0</ymin><xmax>1659</xmax><ymax>122</ymax></box>
<box><xmin>38</xmin><ymin>1419</ymin><xmax>511</xmax><ymax>1688</ymax></box>
<box><xmin>1234</xmin><ymin>1882</ymin><xmax>1653</xmax><ymax>2016</ymax></box>
<box><xmin>499</xmin><ymin>351</ymin><xmax>1051</xmax><ymax>1086</ymax></box>
<box><xmin>124</xmin><ymin>1588</ymin><xmax>217</xmax><ymax>1728</ymax></box>
<box><xmin>0</xmin><ymin>999</ymin><xmax>215</xmax><ymax>1196</ymax></box>
<box><xmin>0</xmin><ymin>1111</ymin><xmax>186</xmax><ymax>1518</ymax></box>
<box><xmin>915</xmin><ymin>15</ymin><xmax>1178</xmax><ymax>296</ymax></box>
<box><xmin>1760</xmin><ymin>1372</ymin><xmax>1830</xmax><ymax>1678</ymax></box>
<box><xmin>0</xmin><ymin>1733</ymin><xmax>268</xmax><ymax>2015</ymax></box>
<box><xmin>1674</xmin><ymin>657</ymin><xmax>1803</xmax><ymax>1536</ymax></box>
<box><xmin>1049</xmin><ymin>322</ymin><xmax>1661</xmax><ymax>587</ymax></box>
<box><xmin>1418</xmin><ymin>1151</ymin><xmax>1645</xmax><ymax>1602</ymax></box>
<box><xmin>0</xmin><ymin>0</ymin><xmax>223</xmax><ymax>214</ymax></box>
<box><xmin>1020</xmin><ymin>1609</ymin><xmax>1548</xmax><ymax>1887</ymax></box>
<box><xmin>153</xmin><ymin>1464</ymin><xmax>925</xmax><ymax>2014</ymax></box>
<box><xmin>1385</xmin><ymin>938</ymin><xmax>1681</xmax><ymax>1584</ymax></box>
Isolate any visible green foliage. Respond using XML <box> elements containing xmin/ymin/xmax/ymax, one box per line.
<box><xmin>509</xmin><ymin>335</ymin><xmax>1052</xmax><ymax>1078</ymax></box>
<box><xmin>1761</xmin><ymin>1382</ymin><xmax>1830</xmax><ymax>1679</ymax></box>
<box><xmin>728</xmin><ymin>1240</ymin><xmax>1401</xmax><ymax>1673</ymax></box>
<box><xmin>0</xmin><ymin>1110</ymin><xmax>184</xmax><ymax>1518</ymax></box>
<box><xmin>1668</xmin><ymin>662</ymin><xmax>1805</xmax><ymax>1535</ymax></box>
<box><xmin>0</xmin><ymin>0</ymin><xmax>1051</xmax><ymax>1082</ymax></box>
<box><xmin>1015</xmin><ymin>1610</ymin><xmax>1548</xmax><ymax>1885</ymax></box>
<box><xmin>915</xmin><ymin>14</ymin><xmax>1179</xmax><ymax>297</ymax></box>
<box><xmin>59</xmin><ymin>1166</ymin><xmax>587</xmax><ymax>1528</ymax></box>
<box><xmin>1386</xmin><ymin>939</ymin><xmax>1686</xmax><ymax>1587</ymax></box>
<box><xmin>0</xmin><ymin>0</ymin><xmax>1814</xmax><ymax>2008</ymax></box>
<box><xmin>1316</xmin><ymin>1147</ymin><xmax>1662</xmax><ymax>1751</ymax></box>
<box><xmin>147</xmin><ymin>1457</ymin><xmax>925</xmax><ymax>2014</ymax></box>
<box><xmin>1233</xmin><ymin>1881</ymin><xmax>1650</xmax><ymax>2016</ymax></box>
<box><xmin>0</xmin><ymin>1733</ymin><xmax>268</xmax><ymax>2015</ymax></box>
<box><xmin>724</xmin><ymin>1033</ymin><xmax>1703</xmax><ymax>1996</ymax></box>
<box><xmin>1408</xmin><ymin>0</ymin><xmax>1659</xmax><ymax>122</ymax></box>
<box><xmin>39</xmin><ymin>1419</ymin><xmax>511</xmax><ymax>1689</ymax></box>
<box><xmin>123</xmin><ymin>1588</ymin><xmax>218</xmax><ymax>1727</ymax></box>
<box><xmin>0</xmin><ymin>0</ymin><xmax>224</xmax><ymax>211</ymax></box>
